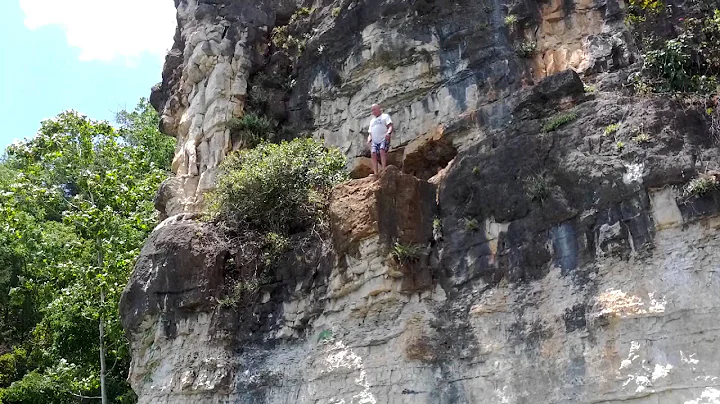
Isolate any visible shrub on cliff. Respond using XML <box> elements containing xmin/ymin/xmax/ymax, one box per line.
<box><xmin>629</xmin><ymin>0</ymin><xmax>720</xmax><ymax>93</ymax></box>
<box><xmin>207</xmin><ymin>138</ymin><xmax>347</xmax><ymax>235</ymax></box>
<box><xmin>227</xmin><ymin>112</ymin><xmax>276</xmax><ymax>148</ymax></box>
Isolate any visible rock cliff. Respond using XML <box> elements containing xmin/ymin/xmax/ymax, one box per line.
<box><xmin>121</xmin><ymin>0</ymin><xmax>720</xmax><ymax>403</ymax></box>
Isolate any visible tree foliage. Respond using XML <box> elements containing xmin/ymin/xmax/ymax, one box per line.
<box><xmin>0</xmin><ymin>99</ymin><xmax>173</xmax><ymax>403</ymax></box>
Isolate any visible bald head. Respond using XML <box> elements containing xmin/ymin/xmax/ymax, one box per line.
<box><xmin>371</xmin><ymin>104</ymin><xmax>382</xmax><ymax>117</ymax></box>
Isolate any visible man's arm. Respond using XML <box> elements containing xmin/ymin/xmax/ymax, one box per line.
<box><xmin>385</xmin><ymin>116</ymin><xmax>393</xmax><ymax>141</ymax></box>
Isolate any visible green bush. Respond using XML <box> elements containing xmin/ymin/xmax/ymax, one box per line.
<box><xmin>524</xmin><ymin>172</ymin><xmax>552</xmax><ymax>203</ymax></box>
<box><xmin>0</xmin><ymin>349</ymin><xmax>26</xmax><ymax>388</ymax></box>
<box><xmin>227</xmin><ymin>113</ymin><xmax>275</xmax><ymax>148</ymax></box>
<box><xmin>463</xmin><ymin>217</ymin><xmax>479</xmax><ymax>231</ymax></box>
<box><xmin>630</xmin><ymin>1</ymin><xmax>720</xmax><ymax>93</ymax></box>
<box><xmin>391</xmin><ymin>242</ymin><xmax>423</xmax><ymax>264</ymax></box>
<box><xmin>542</xmin><ymin>112</ymin><xmax>577</xmax><ymax>133</ymax></box>
<box><xmin>290</xmin><ymin>7</ymin><xmax>314</xmax><ymax>24</ymax></box>
<box><xmin>270</xmin><ymin>25</ymin><xmax>307</xmax><ymax>55</ymax></box>
<box><xmin>515</xmin><ymin>40</ymin><xmax>537</xmax><ymax>58</ymax></box>
<box><xmin>271</xmin><ymin>25</ymin><xmax>289</xmax><ymax>49</ymax></box>
<box><xmin>207</xmin><ymin>138</ymin><xmax>347</xmax><ymax>234</ymax></box>
<box><xmin>317</xmin><ymin>329</ymin><xmax>333</xmax><ymax>343</ymax></box>
<box><xmin>0</xmin><ymin>371</ymin><xmax>65</xmax><ymax>404</ymax></box>
<box><xmin>604</xmin><ymin>123</ymin><xmax>621</xmax><ymax>136</ymax></box>
<box><xmin>632</xmin><ymin>132</ymin><xmax>651</xmax><ymax>144</ymax></box>
<box><xmin>684</xmin><ymin>174</ymin><xmax>720</xmax><ymax>197</ymax></box>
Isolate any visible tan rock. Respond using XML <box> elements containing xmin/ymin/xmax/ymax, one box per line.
<box><xmin>348</xmin><ymin>157</ymin><xmax>373</xmax><ymax>179</ymax></box>
<box><xmin>330</xmin><ymin>166</ymin><xmax>437</xmax><ymax>253</ymax></box>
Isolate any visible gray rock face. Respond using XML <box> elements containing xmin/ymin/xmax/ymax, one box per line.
<box><xmin>150</xmin><ymin>0</ymin><xmax>632</xmax><ymax>217</ymax></box>
<box><xmin>119</xmin><ymin>215</ymin><xmax>227</xmax><ymax>335</ymax></box>
<box><xmin>124</xmin><ymin>0</ymin><xmax>720</xmax><ymax>403</ymax></box>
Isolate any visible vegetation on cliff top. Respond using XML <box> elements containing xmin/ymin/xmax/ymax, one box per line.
<box><xmin>0</xmin><ymin>99</ymin><xmax>173</xmax><ymax>403</ymax></box>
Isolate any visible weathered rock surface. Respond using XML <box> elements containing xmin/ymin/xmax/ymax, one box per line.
<box><xmin>122</xmin><ymin>0</ymin><xmax>720</xmax><ymax>402</ymax></box>
<box><xmin>151</xmin><ymin>0</ymin><xmax>634</xmax><ymax>217</ymax></box>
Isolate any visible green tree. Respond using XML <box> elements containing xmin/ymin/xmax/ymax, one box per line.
<box><xmin>115</xmin><ymin>97</ymin><xmax>175</xmax><ymax>169</ymax></box>
<box><xmin>0</xmin><ymin>100</ymin><xmax>173</xmax><ymax>403</ymax></box>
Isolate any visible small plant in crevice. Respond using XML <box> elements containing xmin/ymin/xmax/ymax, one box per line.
<box><xmin>432</xmin><ymin>217</ymin><xmax>442</xmax><ymax>240</ymax></box>
<box><xmin>523</xmin><ymin>172</ymin><xmax>552</xmax><ymax>203</ymax></box>
<box><xmin>584</xmin><ymin>84</ymin><xmax>597</xmax><ymax>93</ymax></box>
<box><xmin>216</xmin><ymin>275</ymin><xmax>269</xmax><ymax>308</ymax></box>
<box><xmin>708</xmin><ymin>106</ymin><xmax>720</xmax><ymax>145</ymax></box>
<box><xmin>632</xmin><ymin>132</ymin><xmax>651</xmax><ymax>144</ymax></box>
<box><xmin>684</xmin><ymin>173</ymin><xmax>720</xmax><ymax>197</ymax></box>
<box><xmin>317</xmin><ymin>329</ymin><xmax>334</xmax><ymax>344</ymax></box>
<box><xmin>271</xmin><ymin>26</ymin><xmax>307</xmax><ymax>54</ymax></box>
<box><xmin>391</xmin><ymin>242</ymin><xmax>423</xmax><ymax>264</ymax></box>
<box><xmin>616</xmin><ymin>140</ymin><xmax>626</xmax><ymax>151</ymax></box>
<box><xmin>504</xmin><ymin>14</ymin><xmax>518</xmax><ymax>26</ymax></box>
<box><xmin>472</xmin><ymin>166</ymin><xmax>481</xmax><ymax>175</ymax></box>
<box><xmin>271</xmin><ymin>25</ymin><xmax>289</xmax><ymax>49</ymax></box>
<box><xmin>227</xmin><ymin>113</ymin><xmax>275</xmax><ymax>148</ymax></box>
<box><xmin>514</xmin><ymin>40</ymin><xmax>537</xmax><ymax>58</ymax></box>
<box><xmin>463</xmin><ymin>217</ymin><xmax>480</xmax><ymax>232</ymax></box>
<box><xmin>289</xmin><ymin>7</ymin><xmax>314</xmax><ymax>24</ymax></box>
<box><xmin>332</xmin><ymin>7</ymin><xmax>341</xmax><ymax>17</ymax></box>
<box><xmin>604</xmin><ymin>123</ymin><xmax>621</xmax><ymax>136</ymax></box>
<box><xmin>542</xmin><ymin>112</ymin><xmax>577</xmax><ymax>133</ymax></box>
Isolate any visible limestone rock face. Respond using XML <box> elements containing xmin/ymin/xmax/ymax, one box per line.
<box><xmin>151</xmin><ymin>0</ymin><xmax>632</xmax><ymax>217</ymax></box>
<box><xmin>123</xmin><ymin>0</ymin><xmax>720</xmax><ymax>403</ymax></box>
<box><xmin>150</xmin><ymin>0</ymin><xmax>280</xmax><ymax>216</ymax></box>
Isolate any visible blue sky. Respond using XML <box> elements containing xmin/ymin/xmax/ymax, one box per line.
<box><xmin>0</xmin><ymin>0</ymin><xmax>177</xmax><ymax>152</ymax></box>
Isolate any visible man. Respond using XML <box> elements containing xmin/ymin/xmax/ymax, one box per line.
<box><xmin>366</xmin><ymin>104</ymin><xmax>393</xmax><ymax>175</ymax></box>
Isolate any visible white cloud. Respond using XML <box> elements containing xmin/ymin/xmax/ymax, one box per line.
<box><xmin>20</xmin><ymin>0</ymin><xmax>176</xmax><ymax>64</ymax></box>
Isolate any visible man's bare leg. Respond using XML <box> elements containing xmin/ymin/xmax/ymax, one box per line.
<box><xmin>371</xmin><ymin>152</ymin><xmax>379</xmax><ymax>175</ymax></box>
<box><xmin>380</xmin><ymin>149</ymin><xmax>387</xmax><ymax>172</ymax></box>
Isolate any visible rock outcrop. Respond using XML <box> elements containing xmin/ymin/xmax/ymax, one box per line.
<box><xmin>121</xmin><ymin>0</ymin><xmax>720</xmax><ymax>403</ymax></box>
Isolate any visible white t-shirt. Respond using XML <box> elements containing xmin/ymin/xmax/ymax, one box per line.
<box><xmin>368</xmin><ymin>113</ymin><xmax>392</xmax><ymax>144</ymax></box>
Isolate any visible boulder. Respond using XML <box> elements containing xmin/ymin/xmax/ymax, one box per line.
<box><xmin>119</xmin><ymin>216</ymin><xmax>227</xmax><ymax>336</ymax></box>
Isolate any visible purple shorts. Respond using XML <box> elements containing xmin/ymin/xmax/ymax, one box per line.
<box><xmin>371</xmin><ymin>139</ymin><xmax>390</xmax><ymax>154</ymax></box>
